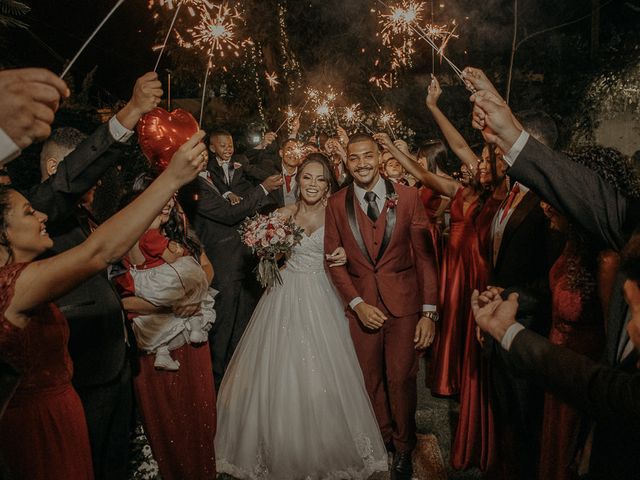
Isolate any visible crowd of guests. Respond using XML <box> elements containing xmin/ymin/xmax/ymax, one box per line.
<box><xmin>0</xmin><ymin>62</ymin><xmax>639</xmax><ymax>480</ymax></box>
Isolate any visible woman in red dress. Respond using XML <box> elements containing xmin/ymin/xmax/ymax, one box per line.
<box><xmin>114</xmin><ymin>179</ymin><xmax>217</xmax><ymax>480</ymax></box>
<box><xmin>537</xmin><ymin>146</ymin><xmax>640</xmax><ymax>480</ymax></box>
<box><xmin>0</xmin><ymin>133</ymin><xmax>206</xmax><ymax>480</ymax></box>
<box><xmin>416</xmin><ymin>140</ymin><xmax>451</xmax><ymax>274</ymax></box>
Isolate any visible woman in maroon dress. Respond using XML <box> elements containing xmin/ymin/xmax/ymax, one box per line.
<box><xmin>451</xmin><ymin>148</ymin><xmax>507</xmax><ymax>471</ymax></box>
<box><xmin>416</xmin><ymin>140</ymin><xmax>451</xmax><ymax>274</ymax></box>
<box><xmin>114</xmin><ymin>178</ymin><xmax>217</xmax><ymax>480</ymax></box>
<box><xmin>537</xmin><ymin>146</ymin><xmax>640</xmax><ymax>480</ymax></box>
<box><xmin>0</xmin><ymin>133</ymin><xmax>206</xmax><ymax>480</ymax></box>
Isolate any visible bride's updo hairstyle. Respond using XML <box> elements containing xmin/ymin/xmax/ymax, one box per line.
<box><xmin>295</xmin><ymin>153</ymin><xmax>334</xmax><ymax>200</ymax></box>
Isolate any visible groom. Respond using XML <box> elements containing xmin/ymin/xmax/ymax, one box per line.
<box><xmin>325</xmin><ymin>133</ymin><xmax>438</xmax><ymax>480</ymax></box>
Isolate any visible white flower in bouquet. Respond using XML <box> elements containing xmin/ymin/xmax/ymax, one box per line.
<box><xmin>239</xmin><ymin>212</ymin><xmax>305</xmax><ymax>288</ymax></box>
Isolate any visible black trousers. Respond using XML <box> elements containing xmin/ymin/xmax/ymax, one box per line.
<box><xmin>74</xmin><ymin>362</ymin><xmax>133</xmax><ymax>480</ymax></box>
<box><xmin>210</xmin><ymin>278</ymin><xmax>261</xmax><ymax>390</ymax></box>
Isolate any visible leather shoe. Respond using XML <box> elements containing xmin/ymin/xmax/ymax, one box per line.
<box><xmin>390</xmin><ymin>451</ymin><xmax>413</xmax><ymax>480</ymax></box>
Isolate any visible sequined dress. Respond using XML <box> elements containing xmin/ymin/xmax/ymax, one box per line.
<box><xmin>215</xmin><ymin>226</ymin><xmax>388</xmax><ymax>479</ymax></box>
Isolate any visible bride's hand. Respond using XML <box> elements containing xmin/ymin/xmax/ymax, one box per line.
<box><xmin>326</xmin><ymin>247</ymin><xmax>347</xmax><ymax>267</ymax></box>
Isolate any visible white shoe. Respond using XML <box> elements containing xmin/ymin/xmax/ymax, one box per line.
<box><xmin>154</xmin><ymin>353</ymin><xmax>181</xmax><ymax>371</ymax></box>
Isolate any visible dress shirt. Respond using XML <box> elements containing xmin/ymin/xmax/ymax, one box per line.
<box><xmin>0</xmin><ymin>128</ymin><xmax>20</xmax><ymax>166</ymax></box>
<box><xmin>282</xmin><ymin>165</ymin><xmax>298</xmax><ymax>206</ymax></box>
<box><xmin>501</xmin><ymin>322</ymin><xmax>526</xmax><ymax>350</ymax></box>
<box><xmin>349</xmin><ymin>177</ymin><xmax>436</xmax><ymax>314</ymax></box>
<box><xmin>108</xmin><ymin>116</ymin><xmax>134</xmax><ymax>143</ymax></box>
<box><xmin>503</xmin><ymin>130</ymin><xmax>531</xmax><ymax>166</ymax></box>
<box><xmin>490</xmin><ymin>182</ymin><xmax>530</xmax><ymax>266</ymax></box>
<box><xmin>1</xmin><ymin>116</ymin><xmax>132</xmax><ymax>168</ymax></box>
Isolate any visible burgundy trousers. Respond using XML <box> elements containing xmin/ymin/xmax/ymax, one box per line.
<box><xmin>348</xmin><ymin>299</ymin><xmax>419</xmax><ymax>453</ymax></box>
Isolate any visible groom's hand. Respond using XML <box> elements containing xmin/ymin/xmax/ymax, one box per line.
<box><xmin>414</xmin><ymin>316</ymin><xmax>435</xmax><ymax>350</ymax></box>
<box><xmin>354</xmin><ymin>303</ymin><xmax>387</xmax><ymax>330</ymax></box>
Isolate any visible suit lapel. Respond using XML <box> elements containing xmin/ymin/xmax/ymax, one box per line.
<box><xmin>376</xmin><ymin>179</ymin><xmax>397</xmax><ymax>263</ymax></box>
<box><xmin>496</xmin><ymin>191</ymin><xmax>538</xmax><ymax>266</ymax></box>
<box><xmin>346</xmin><ymin>185</ymin><xmax>374</xmax><ymax>265</ymax></box>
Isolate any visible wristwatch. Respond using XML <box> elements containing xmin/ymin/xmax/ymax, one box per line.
<box><xmin>421</xmin><ymin>311</ymin><xmax>439</xmax><ymax>322</ymax></box>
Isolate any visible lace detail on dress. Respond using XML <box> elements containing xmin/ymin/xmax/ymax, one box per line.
<box><xmin>0</xmin><ymin>263</ymin><xmax>29</xmax><ymax>325</ymax></box>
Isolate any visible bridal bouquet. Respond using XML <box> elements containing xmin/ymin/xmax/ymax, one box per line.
<box><xmin>239</xmin><ymin>212</ymin><xmax>305</xmax><ymax>288</ymax></box>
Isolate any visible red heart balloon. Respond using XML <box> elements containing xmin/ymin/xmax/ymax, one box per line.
<box><xmin>137</xmin><ymin>107</ymin><xmax>199</xmax><ymax>172</ymax></box>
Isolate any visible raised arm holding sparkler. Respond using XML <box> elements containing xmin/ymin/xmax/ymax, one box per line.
<box><xmin>374</xmin><ymin>131</ymin><xmax>461</xmax><ymax>198</ymax></box>
<box><xmin>426</xmin><ymin>75</ymin><xmax>477</xmax><ymax>172</ymax></box>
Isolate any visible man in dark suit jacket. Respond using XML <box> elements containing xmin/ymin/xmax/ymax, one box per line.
<box><xmin>471</xmin><ymin>86</ymin><xmax>640</xmax><ymax>476</ymax></box>
<box><xmin>472</xmin><ymin>233</ymin><xmax>640</xmax><ymax>479</ymax></box>
<box><xmin>482</xmin><ymin>112</ymin><xmax>560</xmax><ymax>479</ymax></box>
<box><xmin>207</xmin><ymin>130</ymin><xmax>271</xmax><ymax>203</ymax></box>
<box><xmin>180</xmin><ymin>168</ymin><xmax>283</xmax><ymax>389</ymax></box>
<box><xmin>21</xmin><ymin>72</ymin><xmax>162</xmax><ymax>480</ymax></box>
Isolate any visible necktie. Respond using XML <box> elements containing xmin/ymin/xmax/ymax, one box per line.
<box><xmin>284</xmin><ymin>173</ymin><xmax>294</xmax><ymax>193</ymax></box>
<box><xmin>364</xmin><ymin>191</ymin><xmax>380</xmax><ymax>222</ymax></box>
<box><xmin>500</xmin><ymin>183</ymin><xmax>521</xmax><ymax>223</ymax></box>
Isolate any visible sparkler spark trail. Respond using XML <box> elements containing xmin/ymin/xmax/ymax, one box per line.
<box><xmin>265</xmin><ymin>71</ymin><xmax>280</xmax><ymax>90</ymax></box>
<box><xmin>378</xmin><ymin>110</ymin><xmax>398</xmax><ymax>140</ymax></box>
<box><xmin>182</xmin><ymin>2</ymin><xmax>246</xmax><ymax>59</ymax></box>
<box><xmin>148</xmin><ymin>0</ymin><xmax>203</xmax><ymax>16</ymax></box>
<box><xmin>374</xmin><ymin>0</ymin><xmax>465</xmax><ymax>87</ymax></box>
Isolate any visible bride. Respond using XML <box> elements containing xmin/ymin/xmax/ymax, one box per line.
<box><xmin>215</xmin><ymin>154</ymin><xmax>388</xmax><ymax>479</ymax></box>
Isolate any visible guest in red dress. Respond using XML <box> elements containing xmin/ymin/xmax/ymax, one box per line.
<box><xmin>0</xmin><ymin>135</ymin><xmax>207</xmax><ymax>480</ymax></box>
<box><xmin>537</xmin><ymin>146</ymin><xmax>640</xmax><ymax>480</ymax></box>
<box><xmin>114</xmin><ymin>180</ymin><xmax>217</xmax><ymax>480</ymax></box>
<box><xmin>416</xmin><ymin>140</ymin><xmax>452</xmax><ymax>274</ymax></box>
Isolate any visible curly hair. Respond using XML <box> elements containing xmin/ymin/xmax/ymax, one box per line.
<box><xmin>0</xmin><ymin>186</ymin><xmax>14</xmax><ymax>265</ymax></box>
<box><xmin>566</xmin><ymin>146</ymin><xmax>640</xmax><ymax>199</ymax></box>
<box><xmin>561</xmin><ymin>145</ymin><xmax>640</xmax><ymax>296</ymax></box>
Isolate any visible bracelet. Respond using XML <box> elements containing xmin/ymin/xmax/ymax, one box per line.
<box><xmin>421</xmin><ymin>311</ymin><xmax>439</xmax><ymax>322</ymax></box>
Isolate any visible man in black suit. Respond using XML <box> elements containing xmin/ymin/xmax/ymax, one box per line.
<box><xmin>180</xmin><ymin>166</ymin><xmax>283</xmax><ymax>389</ymax></box>
<box><xmin>257</xmin><ymin>138</ymin><xmax>307</xmax><ymax>208</ymax></box>
<box><xmin>207</xmin><ymin>130</ymin><xmax>271</xmax><ymax>205</ymax></box>
<box><xmin>472</xmin><ymin>233</ymin><xmax>640</xmax><ymax>479</ymax></box>
<box><xmin>481</xmin><ymin>111</ymin><xmax>560</xmax><ymax>479</ymax></box>
<box><xmin>22</xmin><ymin>72</ymin><xmax>162</xmax><ymax>480</ymax></box>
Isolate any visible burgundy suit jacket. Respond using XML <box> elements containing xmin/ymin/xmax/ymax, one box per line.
<box><xmin>325</xmin><ymin>179</ymin><xmax>438</xmax><ymax>318</ymax></box>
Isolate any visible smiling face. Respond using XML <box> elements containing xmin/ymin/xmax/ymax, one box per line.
<box><xmin>2</xmin><ymin>190</ymin><xmax>52</xmax><ymax>263</ymax></box>
<box><xmin>209</xmin><ymin>134</ymin><xmax>234</xmax><ymax>162</ymax></box>
<box><xmin>298</xmin><ymin>161</ymin><xmax>329</xmax><ymax>206</ymax></box>
<box><xmin>347</xmin><ymin>139</ymin><xmax>382</xmax><ymax>190</ymax></box>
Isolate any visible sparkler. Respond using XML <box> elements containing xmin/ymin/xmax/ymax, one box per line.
<box><xmin>341</xmin><ymin>104</ymin><xmax>374</xmax><ymax>134</ymax></box>
<box><xmin>274</xmin><ymin>105</ymin><xmax>298</xmax><ymax>135</ymax></box>
<box><xmin>265</xmin><ymin>71</ymin><xmax>280</xmax><ymax>90</ymax></box>
<box><xmin>374</xmin><ymin>0</ymin><xmax>465</xmax><ymax>87</ymax></box>
<box><xmin>60</xmin><ymin>0</ymin><xmax>127</xmax><ymax>79</ymax></box>
<box><xmin>185</xmin><ymin>2</ymin><xmax>245</xmax><ymax>58</ymax></box>
<box><xmin>153</xmin><ymin>2</ymin><xmax>183</xmax><ymax>72</ymax></box>
<box><xmin>149</xmin><ymin>0</ymin><xmax>202</xmax><ymax>17</ymax></box>
<box><xmin>177</xmin><ymin>1</ymin><xmax>248</xmax><ymax>125</ymax></box>
<box><xmin>378</xmin><ymin>110</ymin><xmax>398</xmax><ymax>140</ymax></box>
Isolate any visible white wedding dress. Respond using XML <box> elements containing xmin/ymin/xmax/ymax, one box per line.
<box><xmin>215</xmin><ymin>226</ymin><xmax>388</xmax><ymax>479</ymax></box>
